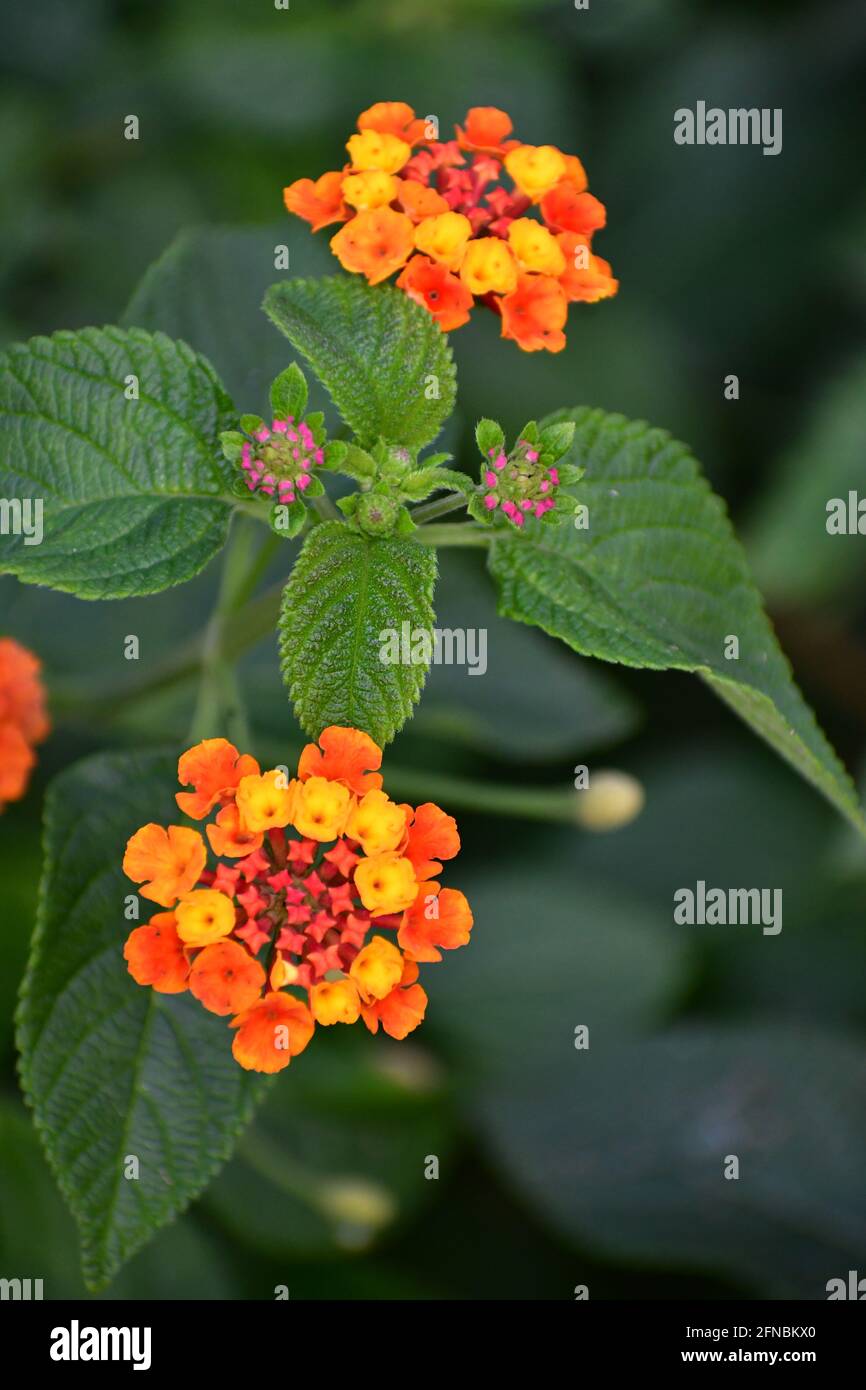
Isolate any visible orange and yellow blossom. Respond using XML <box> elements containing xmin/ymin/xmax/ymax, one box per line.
<box><xmin>121</xmin><ymin>726</ymin><xmax>472</xmax><ymax>1071</ymax></box>
<box><xmin>0</xmin><ymin>638</ymin><xmax>50</xmax><ymax>812</ymax></box>
<box><xmin>282</xmin><ymin>101</ymin><xmax>617</xmax><ymax>351</ymax></box>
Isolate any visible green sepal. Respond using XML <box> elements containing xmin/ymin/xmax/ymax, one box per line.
<box><xmin>240</xmin><ymin>413</ymin><xmax>265</xmax><ymax>435</ymax></box>
<box><xmin>271</xmin><ymin>499</ymin><xmax>308</xmax><ymax>538</ymax></box>
<box><xmin>476</xmin><ymin>417</ymin><xmax>506</xmax><ymax>459</ymax></box>
<box><xmin>538</xmin><ymin>420</ymin><xmax>577</xmax><ymax>459</ymax></box>
<box><xmin>322</xmin><ymin>440</ymin><xmax>349</xmax><ymax>471</ymax></box>
<box><xmin>219</xmin><ymin>430</ymin><xmax>245</xmax><ymax>462</ymax></box>
<box><xmin>303</xmin><ymin>475</ymin><xmax>325</xmax><ymax>498</ymax></box>
<box><xmin>394</xmin><ymin>505</ymin><xmax>417</xmax><ymax>536</ymax></box>
<box><xmin>337</xmin><ymin>494</ymin><xmax>359</xmax><ymax>518</ymax></box>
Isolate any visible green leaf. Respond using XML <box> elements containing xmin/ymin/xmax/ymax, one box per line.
<box><xmin>16</xmin><ymin>751</ymin><xmax>267</xmax><ymax>1292</ymax></box>
<box><xmin>279</xmin><ymin>521</ymin><xmax>437</xmax><ymax>745</ymax></box>
<box><xmin>263</xmin><ymin>277</ymin><xmax>456</xmax><ymax>450</ymax></box>
<box><xmin>0</xmin><ymin>326</ymin><xmax>235</xmax><ymax>599</ymax></box>
<box><xmin>487</xmin><ymin>407</ymin><xmax>865</xmax><ymax>836</ymax></box>
<box><xmin>269</xmin><ymin>362</ymin><xmax>308</xmax><ymax>421</ymax></box>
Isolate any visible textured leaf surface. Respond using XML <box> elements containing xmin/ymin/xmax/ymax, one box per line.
<box><xmin>487</xmin><ymin>407</ymin><xmax>865</xmax><ymax>835</ymax></box>
<box><xmin>264</xmin><ymin>277</ymin><xmax>456</xmax><ymax>449</ymax></box>
<box><xmin>0</xmin><ymin>326</ymin><xmax>235</xmax><ymax>598</ymax></box>
<box><xmin>279</xmin><ymin>521</ymin><xmax>437</xmax><ymax>745</ymax></box>
<box><xmin>16</xmin><ymin>751</ymin><xmax>266</xmax><ymax>1291</ymax></box>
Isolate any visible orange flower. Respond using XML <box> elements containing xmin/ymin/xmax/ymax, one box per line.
<box><xmin>0</xmin><ymin>723</ymin><xmax>34</xmax><ymax>810</ymax></box>
<box><xmin>230</xmin><ymin>992</ymin><xmax>314</xmax><ymax>1073</ymax></box>
<box><xmin>297</xmin><ymin>725</ymin><xmax>383</xmax><ymax>794</ymax></box>
<box><xmin>557</xmin><ymin>232</ymin><xmax>619</xmax><ymax>303</ymax></box>
<box><xmin>123</xmin><ymin>728</ymin><xmax>470</xmax><ymax>1071</ymax></box>
<box><xmin>357</xmin><ymin>101</ymin><xmax>428</xmax><ymax>145</ymax></box>
<box><xmin>361</xmin><ymin>959</ymin><xmax>427</xmax><ymax>1040</ymax></box>
<box><xmin>189</xmin><ymin>939</ymin><xmax>265</xmax><ymax>1016</ymax></box>
<box><xmin>176</xmin><ymin>738</ymin><xmax>260</xmax><ymax>819</ymax></box>
<box><xmin>283</xmin><ymin>170</ymin><xmax>348</xmax><ymax>232</ymax></box>
<box><xmin>404</xmin><ymin>802</ymin><xmax>460</xmax><ymax>880</ymax></box>
<box><xmin>283</xmin><ymin>104</ymin><xmax>616</xmax><ymax>349</ymax></box>
<box><xmin>499</xmin><ymin>273</ymin><xmax>568</xmax><ymax>353</ymax></box>
<box><xmin>396</xmin><ymin>255</ymin><xmax>473</xmax><ymax>331</ymax></box>
<box><xmin>206</xmin><ymin>802</ymin><xmax>264</xmax><ymax>858</ymax></box>
<box><xmin>399</xmin><ymin>884</ymin><xmax>473</xmax><ymax>962</ymax></box>
<box><xmin>540</xmin><ymin>185</ymin><xmax>607</xmax><ymax>237</ymax></box>
<box><xmin>330</xmin><ymin>207</ymin><xmax>415</xmax><ymax>285</ymax></box>
<box><xmin>456</xmin><ymin>105</ymin><xmax>516</xmax><ymax>156</ymax></box>
<box><xmin>123</xmin><ymin>823</ymin><xmax>207</xmax><ymax>907</ymax></box>
<box><xmin>0</xmin><ymin>638</ymin><xmax>50</xmax><ymax>811</ymax></box>
<box><xmin>395</xmin><ymin>180</ymin><xmax>449</xmax><ymax>223</ymax></box>
<box><xmin>124</xmin><ymin>912</ymin><xmax>190</xmax><ymax>993</ymax></box>
<box><xmin>0</xmin><ymin>638</ymin><xmax>50</xmax><ymax>744</ymax></box>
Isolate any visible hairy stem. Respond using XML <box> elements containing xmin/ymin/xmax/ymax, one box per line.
<box><xmin>412</xmin><ymin>492</ymin><xmax>468</xmax><ymax>524</ymax></box>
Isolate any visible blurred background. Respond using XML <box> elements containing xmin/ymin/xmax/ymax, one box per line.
<box><xmin>1</xmin><ymin>0</ymin><xmax>866</xmax><ymax>1300</ymax></box>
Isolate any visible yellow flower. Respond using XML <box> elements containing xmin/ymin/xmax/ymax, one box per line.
<box><xmin>292</xmin><ymin>775</ymin><xmax>353</xmax><ymax>841</ymax></box>
<box><xmin>350</xmin><ymin>936</ymin><xmax>404</xmax><ymax>1001</ymax></box>
<box><xmin>175</xmin><ymin>888</ymin><xmax>235</xmax><ymax>947</ymax></box>
<box><xmin>507</xmin><ymin>217</ymin><xmax>566</xmax><ymax>275</ymax></box>
<box><xmin>460</xmin><ymin>237</ymin><xmax>518</xmax><ymax>295</ymax></box>
<box><xmin>346</xmin><ymin>789</ymin><xmax>407</xmax><ymax>856</ymax></box>
<box><xmin>354</xmin><ymin>852</ymin><xmax>417</xmax><ymax>916</ymax></box>
<box><xmin>414</xmin><ymin>211</ymin><xmax>472</xmax><ymax>271</ymax></box>
<box><xmin>505</xmin><ymin>144</ymin><xmax>567</xmax><ymax>201</ymax></box>
<box><xmin>235</xmin><ymin>769</ymin><xmax>295</xmax><ymax>833</ymax></box>
<box><xmin>341</xmin><ymin>170</ymin><xmax>398</xmax><ymax>211</ymax></box>
<box><xmin>310</xmin><ymin>977</ymin><xmax>361</xmax><ymax>1025</ymax></box>
<box><xmin>346</xmin><ymin>130</ymin><xmax>411</xmax><ymax>175</ymax></box>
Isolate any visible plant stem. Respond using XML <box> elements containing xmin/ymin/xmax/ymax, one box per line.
<box><xmin>412</xmin><ymin>492</ymin><xmax>468</xmax><ymax>524</ymax></box>
<box><xmin>415</xmin><ymin>522</ymin><xmax>492</xmax><ymax>548</ymax></box>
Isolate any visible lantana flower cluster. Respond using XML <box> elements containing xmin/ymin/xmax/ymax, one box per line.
<box><xmin>0</xmin><ymin>638</ymin><xmax>49</xmax><ymax>813</ymax></box>
<box><xmin>470</xmin><ymin>416</ymin><xmax>580</xmax><ymax>529</ymax></box>
<box><xmin>284</xmin><ymin>101</ymin><xmax>618</xmax><ymax>352</ymax></box>
<box><xmin>122</xmin><ymin>727</ymin><xmax>472</xmax><ymax>1073</ymax></box>
<box><xmin>237</xmin><ymin>417</ymin><xmax>323</xmax><ymax>505</ymax></box>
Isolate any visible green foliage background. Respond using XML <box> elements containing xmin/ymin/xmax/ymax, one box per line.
<box><xmin>1</xmin><ymin>0</ymin><xmax>865</xmax><ymax>1299</ymax></box>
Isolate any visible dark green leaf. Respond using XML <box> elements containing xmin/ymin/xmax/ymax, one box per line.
<box><xmin>16</xmin><ymin>751</ymin><xmax>267</xmax><ymax>1292</ymax></box>
<box><xmin>0</xmin><ymin>326</ymin><xmax>235</xmax><ymax>599</ymax></box>
<box><xmin>279</xmin><ymin>521</ymin><xmax>437</xmax><ymax>745</ymax></box>
<box><xmin>263</xmin><ymin>277</ymin><xmax>456</xmax><ymax>450</ymax></box>
<box><xmin>488</xmin><ymin>407</ymin><xmax>865</xmax><ymax>836</ymax></box>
